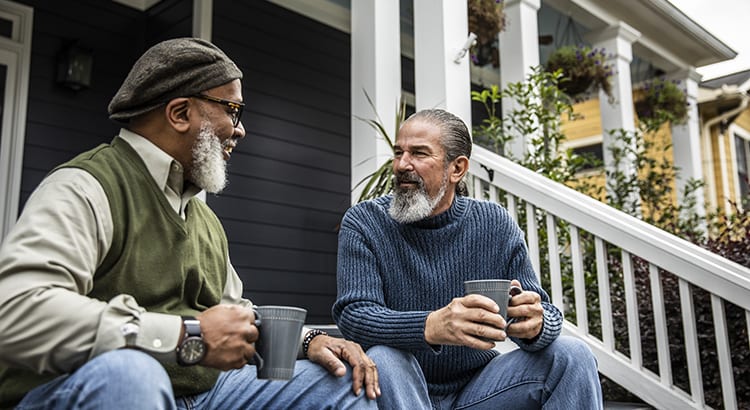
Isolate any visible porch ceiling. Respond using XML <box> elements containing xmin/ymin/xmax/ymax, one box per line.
<box><xmin>543</xmin><ymin>0</ymin><xmax>736</xmax><ymax>72</ymax></box>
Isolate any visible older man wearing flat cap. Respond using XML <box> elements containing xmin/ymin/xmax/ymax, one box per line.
<box><xmin>0</xmin><ymin>37</ymin><xmax>381</xmax><ymax>410</ymax></box>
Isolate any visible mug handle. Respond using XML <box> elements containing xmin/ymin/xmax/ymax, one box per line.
<box><xmin>505</xmin><ymin>286</ymin><xmax>523</xmax><ymax>328</ymax></box>
<box><xmin>249</xmin><ymin>307</ymin><xmax>264</xmax><ymax>369</ymax></box>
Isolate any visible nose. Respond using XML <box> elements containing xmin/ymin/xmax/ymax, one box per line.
<box><xmin>234</xmin><ymin>120</ymin><xmax>246</xmax><ymax>140</ymax></box>
<box><xmin>394</xmin><ymin>152</ymin><xmax>414</xmax><ymax>173</ymax></box>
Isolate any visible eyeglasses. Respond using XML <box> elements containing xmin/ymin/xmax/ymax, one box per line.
<box><xmin>192</xmin><ymin>94</ymin><xmax>245</xmax><ymax>127</ymax></box>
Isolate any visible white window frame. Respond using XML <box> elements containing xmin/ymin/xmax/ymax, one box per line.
<box><xmin>729</xmin><ymin>124</ymin><xmax>750</xmax><ymax>210</ymax></box>
<box><xmin>0</xmin><ymin>0</ymin><xmax>32</xmax><ymax>240</ymax></box>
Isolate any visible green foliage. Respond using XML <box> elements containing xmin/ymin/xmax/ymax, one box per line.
<box><xmin>352</xmin><ymin>91</ymin><xmax>405</xmax><ymax>203</ymax></box>
<box><xmin>545</xmin><ymin>45</ymin><xmax>614</xmax><ymax>101</ymax></box>
<box><xmin>634</xmin><ymin>77</ymin><xmax>689</xmax><ymax>132</ymax></box>
<box><xmin>473</xmin><ymin>67</ymin><xmax>749</xmax><ymax>407</ymax></box>
<box><xmin>471</xmin><ymin>66</ymin><xmax>601</xmax><ymax>182</ymax></box>
<box><xmin>470</xmin><ymin>84</ymin><xmax>509</xmax><ymax>155</ymax></box>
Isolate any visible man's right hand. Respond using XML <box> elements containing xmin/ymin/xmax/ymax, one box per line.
<box><xmin>424</xmin><ymin>294</ymin><xmax>507</xmax><ymax>349</ymax></box>
<box><xmin>196</xmin><ymin>304</ymin><xmax>259</xmax><ymax>370</ymax></box>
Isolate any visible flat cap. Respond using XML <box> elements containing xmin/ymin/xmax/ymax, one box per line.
<box><xmin>108</xmin><ymin>37</ymin><xmax>243</xmax><ymax>122</ymax></box>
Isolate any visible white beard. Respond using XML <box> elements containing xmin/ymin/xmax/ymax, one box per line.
<box><xmin>388</xmin><ymin>171</ymin><xmax>448</xmax><ymax>224</ymax></box>
<box><xmin>190</xmin><ymin>122</ymin><xmax>228</xmax><ymax>194</ymax></box>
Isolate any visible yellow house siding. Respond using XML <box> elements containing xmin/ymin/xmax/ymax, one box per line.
<box><xmin>561</xmin><ymin>98</ymin><xmax>603</xmax><ymax>141</ymax></box>
<box><xmin>709</xmin><ymin>126</ymin><xmax>726</xmax><ymax>208</ymax></box>
<box><xmin>561</xmin><ymin>94</ymin><xmax>679</xmax><ymax>216</ymax></box>
<box><xmin>736</xmin><ymin>109</ymin><xmax>750</xmax><ymax>130</ymax></box>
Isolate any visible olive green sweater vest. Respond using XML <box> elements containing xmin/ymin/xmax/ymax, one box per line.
<box><xmin>0</xmin><ymin>137</ymin><xmax>228</xmax><ymax>407</ymax></box>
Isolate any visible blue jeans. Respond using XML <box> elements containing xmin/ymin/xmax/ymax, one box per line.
<box><xmin>16</xmin><ymin>349</ymin><xmax>377</xmax><ymax>409</ymax></box>
<box><xmin>372</xmin><ymin>336</ymin><xmax>603</xmax><ymax>410</ymax></box>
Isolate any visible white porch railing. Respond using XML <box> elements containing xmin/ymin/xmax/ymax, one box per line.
<box><xmin>468</xmin><ymin>144</ymin><xmax>750</xmax><ymax>410</ymax></box>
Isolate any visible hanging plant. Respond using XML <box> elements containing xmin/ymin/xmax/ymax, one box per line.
<box><xmin>634</xmin><ymin>77</ymin><xmax>689</xmax><ymax>129</ymax></box>
<box><xmin>468</xmin><ymin>0</ymin><xmax>506</xmax><ymax>67</ymax></box>
<box><xmin>545</xmin><ymin>44</ymin><xmax>614</xmax><ymax>101</ymax></box>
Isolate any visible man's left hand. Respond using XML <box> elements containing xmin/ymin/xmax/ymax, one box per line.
<box><xmin>505</xmin><ymin>279</ymin><xmax>544</xmax><ymax>340</ymax></box>
<box><xmin>305</xmin><ymin>335</ymin><xmax>381</xmax><ymax>400</ymax></box>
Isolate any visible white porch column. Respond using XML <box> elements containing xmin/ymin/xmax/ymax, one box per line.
<box><xmin>413</xmin><ymin>0</ymin><xmax>472</xmax><ymax>126</ymax></box>
<box><xmin>499</xmin><ymin>0</ymin><xmax>541</xmax><ymax>159</ymax></box>
<box><xmin>587</xmin><ymin>23</ymin><xmax>641</xmax><ymax>202</ymax></box>
<box><xmin>668</xmin><ymin>68</ymin><xmax>706</xmax><ymax>219</ymax></box>
<box><xmin>350</xmin><ymin>0</ymin><xmax>401</xmax><ymax>204</ymax></box>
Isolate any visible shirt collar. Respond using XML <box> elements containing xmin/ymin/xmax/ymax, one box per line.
<box><xmin>117</xmin><ymin>128</ymin><xmax>201</xmax><ymax>199</ymax></box>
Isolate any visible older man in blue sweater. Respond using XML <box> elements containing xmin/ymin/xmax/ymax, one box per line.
<box><xmin>334</xmin><ymin>109</ymin><xmax>603</xmax><ymax>409</ymax></box>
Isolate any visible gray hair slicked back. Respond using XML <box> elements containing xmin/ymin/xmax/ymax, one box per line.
<box><xmin>402</xmin><ymin>109</ymin><xmax>472</xmax><ymax>195</ymax></box>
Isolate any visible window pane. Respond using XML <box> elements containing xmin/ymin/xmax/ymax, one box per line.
<box><xmin>0</xmin><ymin>17</ymin><xmax>11</xmax><ymax>39</ymax></box>
<box><xmin>0</xmin><ymin>64</ymin><xmax>5</xmax><ymax>160</ymax></box>
<box><xmin>735</xmin><ymin>134</ymin><xmax>749</xmax><ymax>200</ymax></box>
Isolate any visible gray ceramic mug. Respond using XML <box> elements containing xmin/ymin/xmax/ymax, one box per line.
<box><xmin>252</xmin><ymin>305</ymin><xmax>307</xmax><ymax>380</ymax></box>
<box><xmin>464</xmin><ymin>279</ymin><xmax>522</xmax><ymax>340</ymax></box>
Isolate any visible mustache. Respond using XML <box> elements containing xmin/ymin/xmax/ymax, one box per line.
<box><xmin>395</xmin><ymin>171</ymin><xmax>422</xmax><ymax>184</ymax></box>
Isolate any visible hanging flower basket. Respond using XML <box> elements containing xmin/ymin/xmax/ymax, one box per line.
<box><xmin>634</xmin><ymin>77</ymin><xmax>688</xmax><ymax>126</ymax></box>
<box><xmin>468</xmin><ymin>0</ymin><xmax>506</xmax><ymax>67</ymax></box>
<box><xmin>545</xmin><ymin>45</ymin><xmax>614</xmax><ymax>100</ymax></box>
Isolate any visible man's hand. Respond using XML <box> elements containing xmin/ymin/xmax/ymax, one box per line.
<box><xmin>305</xmin><ymin>335</ymin><xmax>381</xmax><ymax>400</ymax></box>
<box><xmin>505</xmin><ymin>279</ymin><xmax>544</xmax><ymax>340</ymax></box>
<box><xmin>424</xmin><ymin>294</ymin><xmax>506</xmax><ymax>350</ymax></box>
<box><xmin>196</xmin><ymin>304</ymin><xmax>259</xmax><ymax>370</ymax></box>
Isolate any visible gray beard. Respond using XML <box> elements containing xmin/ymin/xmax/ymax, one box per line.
<box><xmin>388</xmin><ymin>173</ymin><xmax>448</xmax><ymax>224</ymax></box>
<box><xmin>190</xmin><ymin>121</ymin><xmax>228</xmax><ymax>194</ymax></box>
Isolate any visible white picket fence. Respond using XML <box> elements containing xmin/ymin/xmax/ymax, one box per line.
<box><xmin>468</xmin><ymin>144</ymin><xmax>750</xmax><ymax>410</ymax></box>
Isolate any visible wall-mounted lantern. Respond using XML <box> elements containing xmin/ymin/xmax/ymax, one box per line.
<box><xmin>56</xmin><ymin>42</ymin><xmax>93</xmax><ymax>91</ymax></box>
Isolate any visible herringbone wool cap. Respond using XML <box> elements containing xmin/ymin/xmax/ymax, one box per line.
<box><xmin>108</xmin><ymin>37</ymin><xmax>242</xmax><ymax>122</ymax></box>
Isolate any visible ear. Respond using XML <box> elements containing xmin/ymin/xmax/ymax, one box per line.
<box><xmin>449</xmin><ymin>156</ymin><xmax>469</xmax><ymax>184</ymax></box>
<box><xmin>165</xmin><ymin>97</ymin><xmax>192</xmax><ymax>133</ymax></box>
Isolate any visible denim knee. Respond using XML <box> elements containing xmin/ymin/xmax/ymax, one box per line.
<box><xmin>89</xmin><ymin>349</ymin><xmax>173</xmax><ymax>396</ymax></box>
<box><xmin>18</xmin><ymin>349</ymin><xmax>175</xmax><ymax>410</ymax></box>
<box><xmin>366</xmin><ymin>345</ymin><xmax>414</xmax><ymax>364</ymax></box>
<box><xmin>549</xmin><ymin>336</ymin><xmax>597</xmax><ymax>364</ymax></box>
<box><xmin>544</xmin><ymin>335</ymin><xmax>599</xmax><ymax>379</ymax></box>
<box><xmin>365</xmin><ymin>346</ymin><xmax>430</xmax><ymax>410</ymax></box>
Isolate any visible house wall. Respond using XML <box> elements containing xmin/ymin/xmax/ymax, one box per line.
<box><xmin>561</xmin><ymin>98</ymin><xmax>603</xmax><ymax>140</ymax></box>
<box><xmin>17</xmin><ymin>0</ymin><xmax>191</xmax><ymax>207</ymax></box>
<box><xmin>709</xmin><ymin>127</ymin><xmax>726</xmax><ymax>208</ymax></box>
<box><xmin>559</xmin><ymin>94</ymin><xmax>681</xmax><ymax>212</ymax></box>
<box><xmin>208</xmin><ymin>1</ymin><xmax>351</xmax><ymax>324</ymax></box>
<box><xmin>703</xmin><ymin>108</ymin><xmax>750</xmax><ymax>211</ymax></box>
<box><xmin>736</xmin><ymin>109</ymin><xmax>750</xmax><ymax>131</ymax></box>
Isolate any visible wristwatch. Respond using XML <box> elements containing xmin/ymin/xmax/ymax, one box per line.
<box><xmin>176</xmin><ymin>316</ymin><xmax>206</xmax><ymax>366</ymax></box>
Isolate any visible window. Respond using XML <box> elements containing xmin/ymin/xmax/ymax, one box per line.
<box><xmin>571</xmin><ymin>143</ymin><xmax>604</xmax><ymax>171</ymax></box>
<box><xmin>0</xmin><ymin>1</ymin><xmax>33</xmax><ymax>240</ymax></box>
<box><xmin>734</xmin><ymin>131</ymin><xmax>750</xmax><ymax>204</ymax></box>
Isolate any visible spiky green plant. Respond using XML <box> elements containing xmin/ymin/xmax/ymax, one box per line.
<box><xmin>352</xmin><ymin>91</ymin><xmax>406</xmax><ymax>203</ymax></box>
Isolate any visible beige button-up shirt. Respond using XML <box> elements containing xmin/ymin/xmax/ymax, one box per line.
<box><xmin>0</xmin><ymin>129</ymin><xmax>252</xmax><ymax>374</ymax></box>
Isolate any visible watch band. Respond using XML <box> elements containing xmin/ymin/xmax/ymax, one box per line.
<box><xmin>182</xmin><ymin>316</ymin><xmax>201</xmax><ymax>337</ymax></box>
<box><xmin>177</xmin><ymin>316</ymin><xmax>205</xmax><ymax>366</ymax></box>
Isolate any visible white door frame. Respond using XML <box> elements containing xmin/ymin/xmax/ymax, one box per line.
<box><xmin>0</xmin><ymin>0</ymin><xmax>32</xmax><ymax>240</ymax></box>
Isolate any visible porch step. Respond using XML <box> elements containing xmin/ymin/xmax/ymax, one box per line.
<box><xmin>603</xmin><ymin>401</ymin><xmax>653</xmax><ymax>409</ymax></box>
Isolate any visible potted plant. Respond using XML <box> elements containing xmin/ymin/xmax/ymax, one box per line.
<box><xmin>545</xmin><ymin>44</ymin><xmax>614</xmax><ymax>101</ymax></box>
<box><xmin>468</xmin><ymin>0</ymin><xmax>506</xmax><ymax>67</ymax></box>
<box><xmin>634</xmin><ymin>77</ymin><xmax>688</xmax><ymax>129</ymax></box>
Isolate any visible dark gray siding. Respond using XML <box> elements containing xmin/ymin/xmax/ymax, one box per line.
<box><xmin>209</xmin><ymin>1</ymin><xmax>350</xmax><ymax>324</ymax></box>
<box><xmin>19</xmin><ymin>0</ymin><xmax>191</xmax><ymax>206</ymax></box>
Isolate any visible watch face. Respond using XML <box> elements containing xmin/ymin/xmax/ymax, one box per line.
<box><xmin>179</xmin><ymin>337</ymin><xmax>206</xmax><ymax>365</ymax></box>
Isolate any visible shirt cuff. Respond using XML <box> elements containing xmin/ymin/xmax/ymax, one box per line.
<box><xmin>135</xmin><ymin>311</ymin><xmax>182</xmax><ymax>361</ymax></box>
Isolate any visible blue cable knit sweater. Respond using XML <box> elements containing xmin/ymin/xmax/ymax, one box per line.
<box><xmin>333</xmin><ymin>195</ymin><xmax>563</xmax><ymax>395</ymax></box>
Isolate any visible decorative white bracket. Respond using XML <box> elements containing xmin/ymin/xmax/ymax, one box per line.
<box><xmin>453</xmin><ymin>32</ymin><xmax>477</xmax><ymax>64</ymax></box>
